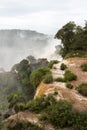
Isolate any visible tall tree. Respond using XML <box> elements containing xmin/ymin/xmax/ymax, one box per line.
<box><xmin>55</xmin><ymin>21</ymin><xmax>87</xmax><ymax>57</ymax></box>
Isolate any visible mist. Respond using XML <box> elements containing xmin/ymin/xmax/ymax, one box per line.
<box><xmin>0</xmin><ymin>29</ymin><xmax>61</xmax><ymax>71</ymax></box>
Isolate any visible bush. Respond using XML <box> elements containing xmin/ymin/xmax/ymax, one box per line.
<box><xmin>47</xmin><ymin>100</ymin><xmax>74</xmax><ymax>128</ymax></box>
<box><xmin>14</xmin><ymin>103</ymin><xmax>26</xmax><ymax>113</ymax></box>
<box><xmin>55</xmin><ymin>70</ymin><xmax>77</xmax><ymax>82</ymax></box>
<box><xmin>64</xmin><ymin>70</ymin><xmax>77</xmax><ymax>81</ymax></box>
<box><xmin>48</xmin><ymin>60</ymin><xmax>58</xmax><ymax>69</ymax></box>
<box><xmin>7</xmin><ymin>92</ymin><xmax>25</xmax><ymax>109</ymax></box>
<box><xmin>26</xmin><ymin>95</ymin><xmax>56</xmax><ymax>113</ymax></box>
<box><xmin>53</xmin><ymin>91</ymin><xmax>58</xmax><ymax>96</ymax></box>
<box><xmin>29</xmin><ymin>67</ymin><xmax>51</xmax><ymax>88</ymax></box>
<box><xmin>43</xmin><ymin>74</ymin><xmax>53</xmax><ymax>84</ymax></box>
<box><xmin>66</xmin><ymin>83</ymin><xmax>73</xmax><ymax>89</ymax></box>
<box><xmin>73</xmin><ymin>111</ymin><xmax>87</xmax><ymax>130</ymax></box>
<box><xmin>77</xmin><ymin>83</ymin><xmax>87</xmax><ymax>96</ymax></box>
<box><xmin>39</xmin><ymin>99</ymin><xmax>87</xmax><ymax>129</ymax></box>
<box><xmin>55</xmin><ymin>77</ymin><xmax>66</xmax><ymax>82</ymax></box>
<box><xmin>60</xmin><ymin>63</ymin><xmax>67</xmax><ymax>70</ymax></box>
<box><xmin>81</xmin><ymin>63</ymin><xmax>87</xmax><ymax>71</ymax></box>
<box><xmin>39</xmin><ymin>113</ymin><xmax>48</xmax><ymax>121</ymax></box>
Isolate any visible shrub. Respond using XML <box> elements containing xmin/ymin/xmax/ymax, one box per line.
<box><xmin>66</xmin><ymin>83</ymin><xmax>73</xmax><ymax>89</ymax></box>
<box><xmin>47</xmin><ymin>100</ymin><xmax>74</xmax><ymax>128</ymax></box>
<box><xmin>39</xmin><ymin>99</ymin><xmax>87</xmax><ymax>129</ymax></box>
<box><xmin>14</xmin><ymin>103</ymin><xmax>26</xmax><ymax>113</ymax></box>
<box><xmin>26</xmin><ymin>95</ymin><xmax>56</xmax><ymax>113</ymax></box>
<box><xmin>81</xmin><ymin>63</ymin><xmax>87</xmax><ymax>71</ymax></box>
<box><xmin>55</xmin><ymin>70</ymin><xmax>77</xmax><ymax>82</ymax></box>
<box><xmin>55</xmin><ymin>77</ymin><xmax>66</xmax><ymax>82</ymax></box>
<box><xmin>64</xmin><ymin>70</ymin><xmax>77</xmax><ymax>81</ymax></box>
<box><xmin>73</xmin><ymin>111</ymin><xmax>87</xmax><ymax>130</ymax></box>
<box><xmin>7</xmin><ymin>92</ymin><xmax>25</xmax><ymax>109</ymax></box>
<box><xmin>77</xmin><ymin>83</ymin><xmax>87</xmax><ymax>96</ymax></box>
<box><xmin>53</xmin><ymin>91</ymin><xmax>58</xmax><ymax>96</ymax></box>
<box><xmin>48</xmin><ymin>60</ymin><xmax>58</xmax><ymax>69</ymax></box>
<box><xmin>43</xmin><ymin>74</ymin><xmax>53</xmax><ymax>84</ymax></box>
<box><xmin>60</xmin><ymin>63</ymin><xmax>67</xmax><ymax>70</ymax></box>
<box><xmin>29</xmin><ymin>67</ymin><xmax>51</xmax><ymax>88</ymax></box>
<box><xmin>39</xmin><ymin>114</ymin><xmax>48</xmax><ymax>121</ymax></box>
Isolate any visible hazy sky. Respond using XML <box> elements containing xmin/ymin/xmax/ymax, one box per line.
<box><xmin>0</xmin><ymin>0</ymin><xmax>87</xmax><ymax>34</ymax></box>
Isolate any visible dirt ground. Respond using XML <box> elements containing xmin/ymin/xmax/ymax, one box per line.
<box><xmin>35</xmin><ymin>57</ymin><xmax>87</xmax><ymax>111</ymax></box>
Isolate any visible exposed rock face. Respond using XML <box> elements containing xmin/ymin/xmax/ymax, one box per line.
<box><xmin>1</xmin><ymin>57</ymin><xmax>87</xmax><ymax>130</ymax></box>
<box><xmin>2</xmin><ymin>111</ymin><xmax>56</xmax><ymax>130</ymax></box>
<box><xmin>35</xmin><ymin>57</ymin><xmax>87</xmax><ymax>111</ymax></box>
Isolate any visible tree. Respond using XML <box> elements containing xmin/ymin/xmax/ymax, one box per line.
<box><xmin>55</xmin><ymin>22</ymin><xmax>76</xmax><ymax>57</ymax></box>
<box><xmin>11</xmin><ymin>59</ymin><xmax>34</xmax><ymax>100</ymax></box>
<box><xmin>55</xmin><ymin>21</ymin><xmax>87</xmax><ymax>57</ymax></box>
<box><xmin>26</xmin><ymin>55</ymin><xmax>36</xmax><ymax>64</ymax></box>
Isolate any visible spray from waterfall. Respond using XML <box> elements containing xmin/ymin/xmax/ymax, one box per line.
<box><xmin>0</xmin><ymin>30</ymin><xmax>61</xmax><ymax>71</ymax></box>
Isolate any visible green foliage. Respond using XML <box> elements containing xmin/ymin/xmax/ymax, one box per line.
<box><xmin>64</xmin><ymin>70</ymin><xmax>77</xmax><ymax>81</ymax></box>
<box><xmin>60</xmin><ymin>63</ymin><xmax>67</xmax><ymax>70</ymax></box>
<box><xmin>7</xmin><ymin>120</ymin><xmax>42</xmax><ymax>130</ymax></box>
<box><xmin>26</xmin><ymin>95</ymin><xmax>56</xmax><ymax>113</ymax></box>
<box><xmin>14</xmin><ymin>103</ymin><xmax>26</xmax><ymax>113</ymax></box>
<box><xmin>39</xmin><ymin>113</ymin><xmax>48</xmax><ymax>121</ymax></box>
<box><xmin>81</xmin><ymin>63</ymin><xmax>87</xmax><ymax>71</ymax></box>
<box><xmin>48</xmin><ymin>60</ymin><xmax>58</xmax><ymax>69</ymax></box>
<box><xmin>55</xmin><ymin>77</ymin><xmax>66</xmax><ymax>82</ymax></box>
<box><xmin>77</xmin><ymin>83</ymin><xmax>87</xmax><ymax>96</ymax></box>
<box><xmin>73</xmin><ymin>111</ymin><xmax>87</xmax><ymax>130</ymax></box>
<box><xmin>66</xmin><ymin>83</ymin><xmax>73</xmax><ymax>89</ymax></box>
<box><xmin>53</xmin><ymin>91</ymin><xmax>58</xmax><ymax>96</ymax></box>
<box><xmin>7</xmin><ymin>92</ymin><xmax>25</xmax><ymax>109</ymax></box>
<box><xmin>29</xmin><ymin>67</ymin><xmax>51</xmax><ymax>88</ymax></box>
<box><xmin>0</xmin><ymin>71</ymin><xmax>22</xmax><ymax>110</ymax></box>
<box><xmin>55</xmin><ymin>70</ymin><xmax>77</xmax><ymax>83</ymax></box>
<box><xmin>55</xmin><ymin>21</ymin><xmax>87</xmax><ymax>57</ymax></box>
<box><xmin>65</xmin><ymin>50</ymin><xmax>87</xmax><ymax>58</ymax></box>
<box><xmin>12</xmin><ymin>59</ymin><xmax>35</xmax><ymax>100</ymax></box>
<box><xmin>39</xmin><ymin>99</ymin><xmax>87</xmax><ymax>129</ymax></box>
<box><xmin>47</xmin><ymin>100</ymin><xmax>74</xmax><ymax>128</ymax></box>
<box><xmin>43</xmin><ymin>74</ymin><xmax>53</xmax><ymax>84</ymax></box>
<box><xmin>0</xmin><ymin>122</ymin><xmax>3</xmax><ymax>129</ymax></box>
<box><xmin>12</xmin><ymin>59</ymin><xmax>29</xmax><ymax>73</ymax></box>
